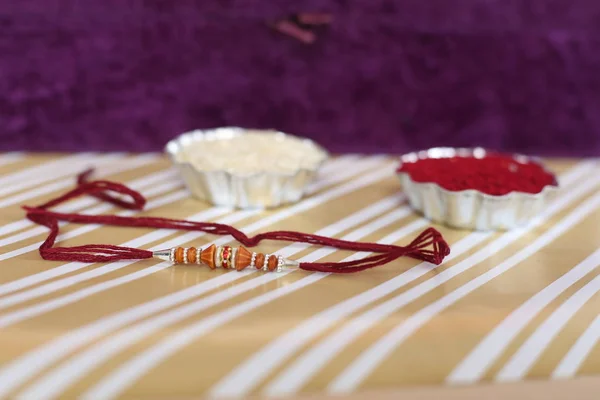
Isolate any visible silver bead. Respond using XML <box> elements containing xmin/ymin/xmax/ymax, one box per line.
<box><xmin>196</xmin><ymin>247</ymin><xmax>202</xmax><ymax>264</ymax></box>
<box><xmin>183</xmin><ymin>248</ymin><xmax>189</xmax><ymax>264</ymax></box>
<box><xmin>249</xmin><ymin>252</ymin><xmax>257</xmax><ymax>269</ymax></box>
<box><xmin>280</xmin><ymin>258</ymin><xmax>300</xmax><ymax>270</ymax></box>
<box><xmin>263</xmin><ymin>254</ymin><xmax>270</xmax><ymax>272</ymax></box>
<box><xmin>152</xmin><ymin>249</ymin><xmax>173</xmax><ymax>262</ymax></box>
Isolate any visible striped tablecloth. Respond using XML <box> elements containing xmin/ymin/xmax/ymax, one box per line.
<box><xmin>0</xmin><ymin>153</ymin><xmax>599</xmax><ymax>399</ymax></box>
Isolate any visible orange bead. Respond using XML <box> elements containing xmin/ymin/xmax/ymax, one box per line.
<box><xmin>175</xmin><ymin>247</ymin><xmax>184</xmax><ymax>264</ymax></box>
<box><xmin>236</xmin><ymin>246</ymin><xmax>252</xmax><ymax>271</ymax></box>
<box><xmin>255</xmin><ymin>253</ymin><xmax>265</xmax><ymax>269</ymax></box>
<box><xmin>187</xmin><ymin>247</ymin><xmax>197</xmax><ymax>264</ymax></box>
<box><xmin>201</xmin><ymin>244</ymin><xmax>216</xmax><ymax>269</ymax></box>
<box><xmin>267</xmin><ymin>255</ymin><xmax>278</xmax><ymax>271</ymax></box>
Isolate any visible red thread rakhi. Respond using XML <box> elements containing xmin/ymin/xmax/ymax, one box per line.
<box><xmin>396</xmin><ymin>148</ymin><xmax>559</xmax><ymax>231</ymax></box>
<box><xmin>23</xmin><ymin>169</ymin><xmax>450</xmax><ymax>273</ymax></box>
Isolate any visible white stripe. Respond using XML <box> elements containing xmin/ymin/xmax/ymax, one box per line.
<box><xmin>254</xmin><ymin>232</ymin><xmax>488</xmax><ymax>397</ymax></box>
<box><xmin>0</xmin><ymin>157</ymin><xmax>387</xmax><ymax>397</ymax></box>
<box><xmin>85</xmin><ymin>275</ymin><xmax>325</xmax><ymax>400</ymax></box>
<box><xmin>0</xmin><ymin>156</ymin><xmax>365</xmax><ymax>294</ymax></box>
<box><xmin>0</xmin><ymin>188</ymin><xmax>189</xmax><ymax>264</ymax></box>
<box><xmin>0</xmin><ymin>153</ymin><xmax>120</xmax><ymax>200</ymax></box>
<box><xmin>0</xmin><ymin>153</ymin><xmax>95</xmax><ymax>188</ymax></box>
<box><xmin>0</xmin><ymin>157</ymin><xmax>386</xmax><ymax>329</ymax></box>
<box><xmin>0</xmin><ymin>152</ymin><xmax>25</xmax><ymax>168</ymax></box>
<box><xmin>0</xmin><ymin>204</ymin><xmax>232</xmax><ymax>311</ymax></box>
<box><xmin>212</xmin><ymin>217</ymin><xmax>441</xmax><ymax>397</ymax></box>
<box><xmin>0</xmin><ymin>176</ymin><xmax>181</xmax><ymax>251</ymax></box>
<box><xmin>0</xmin><ymin>167</ymin><xmax>178</xmax><ymax>248</ymax></box>
<box><xmin>316</xmin><ymin>155</ymin><xmax>361</xmax><ymax>175</ymax></box>
<box><xmin>0</xmin><ymin>209</ymin><xmax>242</xmax><ymax>332</ymax></box>
<box><xmin>205</xmin><ymin>159</ymin><xmax>392</xmax><ymax>249</ymax></box>
<box><xmin>0</xmin><ymin>153</ymin><xmax>155</xmax><ymax>209</ymax></box>
<box><xmin>450</xmin><ymin>249</ymin><xmax>600</xmax><ymax>384</ymax></box>
<box><xmin>0</xmin><ymin>156</ymin><xmax>354</xmax><ymax>302</ymax></box>
<box><xmin>101</xmin><ymin>161</ymin><xmax>600</xmax><ymax>398</ymax></box>
<box><xmin>329</xmin><ymin>181</ymin><xmax>600</xmax><ymax>393</ymax></box>
<box><xmin>255</xmin><ymin>163</ymin><xmax>589</xmax><ymax>395</ymax></box>
<box><xmin>496</xmin><ymin>270</ymin><xmax>600</xmax><ymax>381</ymax></box>
<box><xmin>0</xmin><ymin>153</ymin><xmax>350</xmax><ymax>242</ymax></box>
<box><xmin>19</xmin><ymin>198</ymin><xmax>405</xmax><ymax>400</ymax></box>
<box><xmin>553</xmin><ymin>314</ymin><xmax>600</xmax><ymax>378</ymax></box>
<box><xmin>0</xmin><ymin>154</ymin><xmax>163</xmax><ymax>238</ymax></box>
<box><xmin>0</xmin><ymin>273</ymin><xmax>247</xmax><ymax>398</ymax></box>
<box><xmin>243</xmin><ymin>163</ymin><xmax>595</xmax><ymax>396</ymax></box>
<box><xmin>77</xmin><ymin>204</ymin><xmax>408</xmax><ymax>400</ymax></box>
<box><xmin>0</xmin><ymin>187</ymin><xmax>194</xmax><ymax>289</ymax></box>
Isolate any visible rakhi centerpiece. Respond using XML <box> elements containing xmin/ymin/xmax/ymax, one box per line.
<box><xmin>397</xmin><ymin>148</ymin><xmax>559</xmax><ymax>231</ymax></box>
<box><xmin>153</xmin><ymin>245</ymin><xmax>298</xmax><ymax>272</ymax></box>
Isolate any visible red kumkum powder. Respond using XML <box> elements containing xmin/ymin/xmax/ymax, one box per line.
<box><xmin>397</xmin><ymin>155</ymin><xmax>557</xmax><ymax>196</ymax></box>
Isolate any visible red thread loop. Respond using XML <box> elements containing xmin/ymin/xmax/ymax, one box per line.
<box><xmin>76</xmin><ymin>168</ymin><xmax>146</xmax><ymax>210</ymax></box>
<box><xmin>23</xmin><ymin>169</ymin><xmax>451</xmax><ymax>272</ymax></box>
<box><xmin>35</xmin><ymin>170</ymin><xmax>145</xmax><ymax>211</ymax></box>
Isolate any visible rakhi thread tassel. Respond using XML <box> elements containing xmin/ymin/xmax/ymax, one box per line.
<box><xmin>153</xmin><ymin>245</ymin><xmax>300</xmax><ymax>272</ymax></box>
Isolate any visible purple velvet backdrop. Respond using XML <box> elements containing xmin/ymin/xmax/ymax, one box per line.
<box><xmin>2</xmin><ymin>0</ymin><xmax>600</xmax><ymax>156</ymax></box>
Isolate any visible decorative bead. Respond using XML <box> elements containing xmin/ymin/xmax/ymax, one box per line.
<box><xmin>187</xmin><ymin>248</ymin><xmax>197</xmax><ymax>265</ymax></box>
<box><xmin>267</xmin><ymin>255</ymin><xmax>278</xmax><ymax>271</ymax></box>
<box><xmin>255</xmin><ymin>253</ymin><xmax>265</xmax><ymax>269</ymax></box>
<box><xmin>162</xmin><ymin>246</ymin><xmax>294</xmax><ymax>273</ymax></box>
<box><xmin>236</xmin><ymin>246</ymin><xmax>253</xmax><ymax>271</ymax></box>
<box><xmin>174</xmin><ymin>247</ymin><xmax>184</xmax><ymax>264</ymax></box>
<box><xmin>215</xmin><ymin>246</ymin><xmax>223</xmax><ymax>268</ymax></box>
<box><xmin>201</xmin><ymin>245</ymin><xmax>217</xmax><ymax>269</ymax></box>
<box><xmin>222</xmin><ymin>246</ymin><xmax>231</xmax><ymax>269</ymax></box>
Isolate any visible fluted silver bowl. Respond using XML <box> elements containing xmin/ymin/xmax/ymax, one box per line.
<box><xmin>396</xmin><ymin>147</ymin><xmax>559</xmax><ymax>231</ymax></box>
<box><xmin>166</xmin><ymin>127</ymin><xmax>329</xmax><ymax>209</ymax></box>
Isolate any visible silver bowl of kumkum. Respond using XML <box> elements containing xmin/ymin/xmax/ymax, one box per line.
<box><xmin>166</xmin><ymin>127</ymin><xmax>329</xmax><ymax>209</ymax></box>
<box><xmin>396</xmin><ymin>147</ymin><xmax>559</xmax><ymax>231</ymax></box>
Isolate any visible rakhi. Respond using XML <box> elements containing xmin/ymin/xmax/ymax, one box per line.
<box><xmin>22</xmin><ymin>169</ymin><xmax>450</xmax><ymax>273</ymax></box>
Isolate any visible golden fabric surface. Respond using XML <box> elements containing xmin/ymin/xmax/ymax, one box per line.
<box><xmin>0</xmin><ymin>153</ymin><xmax>598</xmax><ymax>399</ymax></box>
